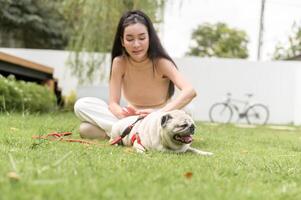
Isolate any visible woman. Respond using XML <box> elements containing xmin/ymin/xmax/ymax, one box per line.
<box><xmin>74</xmin><ymin>10</ymin><xmax>196</xmax><ymax>139</ymax></box>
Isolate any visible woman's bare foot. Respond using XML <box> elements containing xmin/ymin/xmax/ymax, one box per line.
<box><xmin>79</xmin><ymin>122</ymin><xmax>109</xmax><ymax>140</ymax></box>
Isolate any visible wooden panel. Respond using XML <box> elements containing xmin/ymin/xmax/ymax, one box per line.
<box><xmin>0</xmin><ymin>61</ymin><xmax>53</xmax><ymax>80</ymax></box>
<box><xmin>0</xmin><ymin>51</ymin><xmax>53</xmax><ymax>74</ymax></box>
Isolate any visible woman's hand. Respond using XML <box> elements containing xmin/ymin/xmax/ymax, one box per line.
<box><xmin>121</xmin><ymin>106</ymin><xmax>154</xmax><ymax>117</ymax></box>
<box><xmin>136</xmin><ymin>108</ymin><xmax>154</xmax><ymax>117</ymax></box>
<box><xmin>121</xmin><ymin>106</ymin><xmax>139</xmax><ymax>117</ymax></box>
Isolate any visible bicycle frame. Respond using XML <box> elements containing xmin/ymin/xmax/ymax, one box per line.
<box><xmin>224</xmin><ymin>94</ymin><xmax>253</xmax><ymax>119</ymax></box>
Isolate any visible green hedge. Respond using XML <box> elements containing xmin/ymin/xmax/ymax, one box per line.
<box><xmin>0</xmin><ymin>75</ymin><xmax>57</xmax><ymax>113</ymax></box>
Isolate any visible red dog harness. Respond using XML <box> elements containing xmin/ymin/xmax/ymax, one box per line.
<box><xmin>130</xmin><ymin>133</ymin><xmax>146</xmax><ymax>150</ymax></box>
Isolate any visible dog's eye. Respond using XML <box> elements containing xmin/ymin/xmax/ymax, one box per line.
<box><xmin>178</xmin><ymin>124</ymin><xmax>188</xmax><ymax>128</ymax></box>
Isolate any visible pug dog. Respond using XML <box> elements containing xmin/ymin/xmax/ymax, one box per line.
<box><xmin>110</xmin><ymin>110</ymin><xmax>213</xmax><ymax>156</ymax></box>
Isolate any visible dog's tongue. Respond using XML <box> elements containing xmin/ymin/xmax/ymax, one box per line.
<box><xmin>181</xmin><ymin>135</ymin><xmax>192</xmax><ymax>143</ymax></box>
<box><xmin>174</xmin><ymin>135</ymin><xmax>193</xmax><ymax>144</ymax></box>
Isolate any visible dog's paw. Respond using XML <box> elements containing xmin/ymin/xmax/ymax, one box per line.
<box><xmin>198</xmin><ymin>151</ymin><xmax>214</xmax><ymax>156</ymax></box>
<box><xmin>187</xmin><ymin>147</ymin><xmax>214</xmax><ymax>156</ymax></box>
<box><xmin>133</xmin><ymin>142</ymin><xmax>146</xmax><ymax>153</ymax></box>
<box><xmin>135</xmin><ymin>148</ymin><xmax>145</xmax><ymax>153</ymax></box>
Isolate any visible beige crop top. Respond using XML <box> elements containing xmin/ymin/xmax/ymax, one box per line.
<box><xmin>122</xmin><ymin>58</ymin><xmax>170</xmax><ymax>109</ymax></box>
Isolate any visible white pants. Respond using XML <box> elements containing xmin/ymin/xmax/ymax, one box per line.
<box><xmin>74</xmin><ymin>97</ymin><xmax>119</xmax><ymax>133</ymax></box>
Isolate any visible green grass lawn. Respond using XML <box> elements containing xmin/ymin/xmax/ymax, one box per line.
<box><xmin>1</xmin><ymin>112</ymin><xmax>301</xmax><ymax>200</ymax></box>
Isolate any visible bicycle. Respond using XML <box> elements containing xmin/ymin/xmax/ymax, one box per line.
<box><xmin>209</xmin><ymin>93</ymin><xmax>269</xmax><ymax>125</ymax></box>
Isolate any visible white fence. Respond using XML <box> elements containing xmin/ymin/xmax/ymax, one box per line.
<box><xmin>1</xmin><ymin>48</ymin><xmax>300</xmax><ymax>125</ymax></box>
<box><xmin>175</xmin><ymin>57</ymin><xmax>301</xmax><ymax>125</ymax></box>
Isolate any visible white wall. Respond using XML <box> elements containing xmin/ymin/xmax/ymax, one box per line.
<box><xmin>293</xmin><ymin>67</ymin><xmax>301</xmax><ymax>124</ymax></box>
<box><xmin>1</xmin><ymin>48</ymin><xmax>300</xmax><ymax>124</ymax></box>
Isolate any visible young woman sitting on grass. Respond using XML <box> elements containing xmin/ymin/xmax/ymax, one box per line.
<box><xmin>74</xmin><ymin>10</ymin><xmax>196</xmax><ymax>139</ymax></box>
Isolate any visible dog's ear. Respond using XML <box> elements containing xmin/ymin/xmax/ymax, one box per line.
<box><xmin>161</xmin><ymin>114</ymin><xmax>172</xmax><ymax>128</ymax></box>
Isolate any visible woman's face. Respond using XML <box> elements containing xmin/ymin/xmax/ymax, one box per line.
<box><xmin>122</xmin><ymin>23</ymin><xmax>149</xmax><ymax>62</ymax></box>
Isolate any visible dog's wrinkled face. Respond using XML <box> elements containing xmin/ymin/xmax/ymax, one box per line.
<box><xmin>161</xmin><ymin>110</ymin><xmax>195</xmax><ymax>144</ymax></box>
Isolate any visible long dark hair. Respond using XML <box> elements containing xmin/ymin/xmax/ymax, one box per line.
<box><xmin>110</xmin><ymin>10</ymin><xmax>177</xmax><ymax>99</ymax></box>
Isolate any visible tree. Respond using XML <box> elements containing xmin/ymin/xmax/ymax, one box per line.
<box><xmin>0</xmin><ymin>0</ymin><xmax>68</xmax><ymax>49</ymax></box>
<box><xmin>61</xmin><ymin>0</ymin><xmax>166</xmax><ymax>82</ymax></box>
<box><xmin>187</xmin><ymin>23</ymin><xmax>249</xmax><ymax>59</ymax></box>
<box><xmin>273</xmin><ymin>23</ymin><xmax>301</xmax><ymax>60</ymax></box>
<box><xmin>0</xmin><ymin>0</ymin><xmax>165</xmax><ymax>81</ymax></box>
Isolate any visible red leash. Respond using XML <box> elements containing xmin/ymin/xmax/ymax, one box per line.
<box><xmin>32</xmin><ymin>132</ymin><xmax>99</xmax><ymax>145</ymax></box>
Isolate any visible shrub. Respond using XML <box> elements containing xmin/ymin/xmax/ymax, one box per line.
<box><xmin>0</xmin><ymin>75</ymin><xmax>57</xmax><ymax>113</ymax></box>
<box><xmin>62</xmin><ymin>90</ymin><xmax>77</xmax><ymax>111</ymax></box>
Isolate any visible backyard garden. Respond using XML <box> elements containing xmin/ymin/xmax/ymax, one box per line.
<box><xmin>1</xmin><ymin>1</ymin><xmax>301</xmax><ymax>199</ymax></box>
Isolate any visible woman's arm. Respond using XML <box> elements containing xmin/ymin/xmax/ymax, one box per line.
<box><xmin>108</xmin><ymin>57</ymin><xmax>127</xmax><ymax>119</ymax></box>
<box><xmin>157</xmin><ymin>58</ymin><xmax>197</xmax><ymax>112</ymax></box>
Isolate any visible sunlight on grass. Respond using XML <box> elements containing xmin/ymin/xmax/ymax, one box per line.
<box><xmin>1</xmin><ymin>112</ymin><xmax>301</xmax><ymax>200</ymax></box>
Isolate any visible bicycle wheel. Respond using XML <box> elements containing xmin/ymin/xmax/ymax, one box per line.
<box><xmin>209</xmin><ymin>103</ymin><xmax>233</xmax><ymax>123</ymax></box>
<box><xmin>246</xmin><ymin>104</ymin><xmax>269</xmax><ymax>125</ymax></box>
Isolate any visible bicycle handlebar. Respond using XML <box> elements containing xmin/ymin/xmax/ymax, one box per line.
<box><xmin>226</xmin><ymin>92</ymin><xmax>254</xmax><ymax>98</ymax></box>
